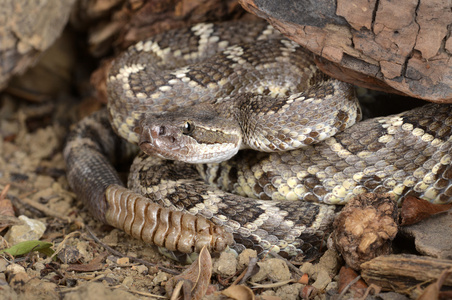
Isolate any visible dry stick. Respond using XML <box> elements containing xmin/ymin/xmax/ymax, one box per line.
<box><xmin>249</xmin><ymin>279</ymin><xmax>295</xmax><ymax>289</ymax></box>
<box><xmin>110</xmin><ymin>284</ymin><xmax>167</xmax><ymax>299</ymax></box>
<box><xmin>235</xmin><ymin>256</ymin><xmax>259</xmax><ymax>285</ymax></box>
<box><xmin>270</xmin><ymin>251</ymin><xmax>304</xmax><ymax>277</ymax></box>
<box><xmin>0</xmin><ymin>184</ymin><xmax>11</xmax><ymax>201</ymax></box>
<box><xmin>13</xmin><ymin>195</ymin><xmax>73</xmax><ymax>223</ymax></box>
<box><xmin>337</xmin><ymin>275</ymin><xmax>363</xmax><ymax>299</ymax></box>
<box><xmin>85</xmin><ymin>225</ymin><xmax>180</xmax><ymax>275</ymax></box>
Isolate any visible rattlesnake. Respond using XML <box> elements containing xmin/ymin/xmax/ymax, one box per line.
<box><xmin>64</xmin><ymin>20</ymin><xmax>452</xmax><ymax>257</ymax></box>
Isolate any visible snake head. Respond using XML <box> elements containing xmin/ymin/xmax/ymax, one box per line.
<box><xmin>136</xmin><ymin>105</ymin><xmax>242</xmax><ymax>164</ymax></box>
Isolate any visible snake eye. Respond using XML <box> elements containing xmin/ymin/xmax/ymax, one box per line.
<box><xmin>182</xmin><ymin>121</ymin><xmax>194</xmax><ymax>134</ymax></box>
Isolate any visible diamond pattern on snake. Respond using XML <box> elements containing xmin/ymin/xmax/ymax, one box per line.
<box><xmin>64</xmin><ymin>20</ymin><xmax>452</xmax><ymax>257</ymax></box>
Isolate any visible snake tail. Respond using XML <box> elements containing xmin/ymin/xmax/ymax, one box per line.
<box><xmin>105</xmin><ymin>184</ymin><xmax>233</xmax><ymax>253</ymax></box>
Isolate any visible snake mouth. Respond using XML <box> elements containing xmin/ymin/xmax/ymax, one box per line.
<box><xmin>138</xmin><ymin>125</ymin><xmax>190</xmax><ymax>160</ymax></box>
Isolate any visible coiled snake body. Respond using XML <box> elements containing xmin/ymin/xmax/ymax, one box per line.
<box><xmin>64</xmin><ymin>20</ymin><xmax>452</xmax><ymax>257</ymax></box>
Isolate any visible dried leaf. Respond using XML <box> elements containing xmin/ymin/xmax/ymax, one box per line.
<box><xmin>0</xmin><ymin>240</ymin><xmax>54</xmax><ymax>257</ymax></box>
<box><xmin>221</xmin><ymin>285</ymin><xmax>255</xmax><ymax>300</ymax></box>
<box><xmin>338</xmin><ymin>266</ymin><xmax>368</xmax><ymax>297</ymax></box>
<box><xmin>400</xmin><ymin>196</ymin><xmax>452</xmax><ymax>226</ymax></box>
<box><xmin>166</xmin><ymin>246</ymin><xmax>212</xmax><ymax>300</ymax></box>
<box><xmin>67</xmin><ymin>263</ymin><xmax>104</xmax><ymax>272</ymax></box>
<box><xmin>417</xmin><ymin>267</ymin><xmax>452</xmax><ymax>300</ymax></box>
<box><xmin>66</xmin><ymin>252</ymin><xmax>108</xmax><ymax>272</ymax></box>
<box><xmin>301</xmin><ymin>285</ymin><xmax>316</xmax><ymax>299</ymax></box>
<box><xmin>298</xmin><ymin>273</ymin><xmax>309</xmax><ymax>284</ymax></box>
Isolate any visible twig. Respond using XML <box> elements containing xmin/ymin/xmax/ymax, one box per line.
<box><xmin>337</xmin><ymin>274</ymin><xmax>362</xmax><ymax>299</ymax></box>
<box><xmin>13</xmin><ymin>195</ymin><xmax>72</xmax><ymax>223</ymax></box>
<box><xmin>234</xmin><ymin>256</ymin><xmax>258</xmax><ymax>285</ymax></box>
<box><xmin>0</xmin><ymin>184</ymin><xmax>10</xmax><ymax>201</ymax></box>
<box><xmin>270</xmin><ymin>251</ymin><xmax>304</xmax><ymax>277</ymax></box>
<box><xmin>249</xmin><ymin>279</ymin><xmax>295</xmax><ymax>289</ymax></box>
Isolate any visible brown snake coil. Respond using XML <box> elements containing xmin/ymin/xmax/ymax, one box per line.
<box><xmin>64</xmin><ymin>20</ymin><xmax>452</xmax><ymax>257</ymax></box>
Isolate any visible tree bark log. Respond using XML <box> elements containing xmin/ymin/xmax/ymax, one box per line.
<box><xmin>239</xmin><ymin>0</ymin><xmax>452</xmax><ymax>102</ymax></box>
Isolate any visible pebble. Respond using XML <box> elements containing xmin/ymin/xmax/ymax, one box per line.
<box><xmin>316</xmin><ymin>249</ymin><xmax>341</xmax><ymax>276</ymax></box>
<box><xmin>237</xmin><ymin>248</ymin><xmax>257</xmax><ymax>271</ymax></box>
<box><xmin>6</xmin><ymin>263</ymin><xmax>26</xmax><ymax>274</ymax></box>
<box><xmin>312</xmin><ymin>269</ymin><xmax>331</xmax><ymax>290</ymax></box>
<box><xmin>131</xmin><ymin>264</ymin><xmax>148</xmax><ymax>275</ymax></box>
<box><xmin>152</xmin><ymin>271</ymin><xmax>169</xmax><ymax>285</ymax></box>
<box><xmin>0</xmin><ymin>258</ymin><xmax>8</xmax><ymax>272</ymax></box>
<box><xmin>299</xmin><ymin>250</ymin><xmax>339</xmax><ymax>292</ymax></box>
<box><xmin>213</xmin><ymin>251</ymin><xmax>237</xmax><ymax>277</ymax></box>
<box><xmin>251</xmin><ymin>258</ymin><xmax>291</xmax><ymax>282</ymax></box>
<box><xmin>122</xmin><ymin>276</ymin><xmax>134</xmax><ymax>288</ymax></box>
<box><xmin>275</xmin><ymin>283</ymin><xmax>304</xmax><ymax>300</ymax></box>
<box><xmin>300</xmin><ymin>261</ymin><xmax>317</xmax><ymax>289</ymax></box>
<box><xmin>4</xmin><ymin>215</ymin><xmax>46</xmax><ymax>245</ymax></box>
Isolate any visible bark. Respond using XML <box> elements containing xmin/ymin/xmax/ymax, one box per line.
<box><xmin>239</xmin><ymin>0</ymin><xmax>452</xmax><ymax>102</ymax></box>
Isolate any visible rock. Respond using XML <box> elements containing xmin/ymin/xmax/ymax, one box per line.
<box><xmin>316</xmin><ymin>249</ymin><xmax>341</xmax><ymax>276</ymax></box>
<box><xmin>299</xmin><ymin>249</ymin><xmax>341</xmax><ymax>283</ymax></box>
<box><xmin>237</xmin><ymin>248</ymin><xmax>257</xmax><ymax>271</ymax></box>
<box><xmin>4</xmin><ymin>215</ymin><xmax>46</xmax><ymax>245</ymax></box>
<box><xmin>0</xmin><ymin>258</ymin><xmax>8</xmax><ymax>272</ymax></box>
<box><xmin>15</xmin><ymin>278</ymin><xmax>59</xmax><ymax>299</ymax></box>
<box><xmin>152</xmin><ymin>271</ymin><xmax>170</xmax><ymax>285</ymax></box>
<box><xmin>6</xmin><ymin>263</ymin><xmax>26</xmax><ymax>274</ymax></box>
<box><xmin>400</xmin><ymin>210</ymin><xmax>452</xmax><ymax>259</ymax></box>
<box><xmin>0</xmin><ymin>0</ymin><xmax>76</xmax><ymax>90</ymax></box>
<box><xmin>251</xmin><ymin>258</ymin><xmax>291</xmax><ymax>282</ymax></box>
<box><xmin>213</xmin><ymin>251</ymin><xmax>238</xmax><ymax>277</ymax></box>
<box><xmin>275</xmin><ymin>283</ymin><xmax>304</xmax><ymax>300</ymax></box>
<box><xmin>312</xmin><ymin>269</ymin><xmax>331</xmax><ymax>290</ymax></box>
<box><xmin>299</xmin><ymin>262</ymin><xmax>315</xmax><ymax>277</ymax></box>
<box><xmin>122</xmin><ymin>276</ymin><xmax>134</xmax><ymax>288</ymax></box>
<box><xmin>131</xmin><ymin>264</ymin><xmax>148</xmax><ymax>275</ymax></box>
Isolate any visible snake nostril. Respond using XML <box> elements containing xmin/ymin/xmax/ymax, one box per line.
<box><xmin>159</xmin><ymin>126</ymin><xmax>166</xmax><ymax>136</ymax></box>
<box><xmin>169</xmin><ymin>136</ymin><xmax>175</xmax><ymax>143</ymax></box>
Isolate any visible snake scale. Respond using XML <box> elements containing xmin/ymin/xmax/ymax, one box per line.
<box><xmin>64</xmin><ymin>20</ymin><xmax>452</xmax><ymax>258</ymax></box>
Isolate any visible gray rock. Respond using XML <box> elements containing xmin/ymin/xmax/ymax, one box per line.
<box><xmin>401</xmin><ymin>210</ymin><xmax>452</xmax><ymax>259</ymax></box>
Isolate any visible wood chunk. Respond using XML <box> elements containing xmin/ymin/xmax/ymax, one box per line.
<box><xmin>239</xmin><ymin>0</ymin><xmax>452</xmax><ymax>102</ymax></box>
<box><xmin>331</xmin><ymin>193</ymin><xmax>398</xmax><ymax>271</ymax></box>
<box><xmin>361</xmin><ymin>254</ymin><xmax>452</xmax><ymax>295</ymax></box>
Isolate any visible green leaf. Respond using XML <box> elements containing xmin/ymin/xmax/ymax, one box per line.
<box><xmin>0</xmin><ymin>240</ymin><xmax>54</xmax><ymax>257</ymax></box>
